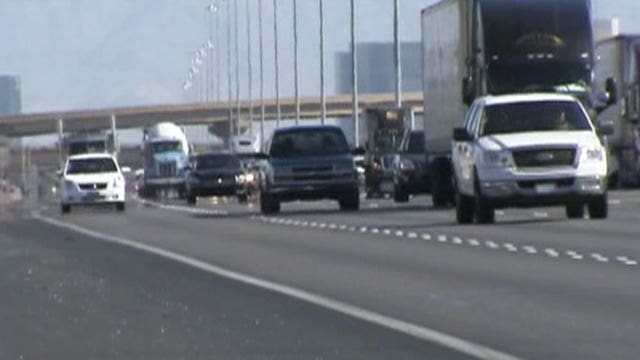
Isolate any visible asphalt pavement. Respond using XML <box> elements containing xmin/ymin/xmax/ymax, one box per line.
<box><xmin>3</xmin><ymin>191</ymin><xmax>640</xmax><ymax>359</ymax></box>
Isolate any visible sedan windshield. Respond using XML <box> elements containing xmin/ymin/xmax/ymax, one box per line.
<box><xmin>480</xmin><ymin>101</ymin><xmax>591</xmax><ymax>136</ymax></box>
<box><xmin>66</xmin><ymin>158</ymin><xmax>118</xmax><ymax>174</ymax></box>
<box><xmin>270</xmin><ymin>129</ymin><xmax>349</xmax><ymax>158</ymax></box>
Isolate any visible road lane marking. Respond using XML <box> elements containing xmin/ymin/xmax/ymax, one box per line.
<box><xmin>32</xmin><ymin>213</ymin><xmax>520</xmax><ymax>360</ymax></box>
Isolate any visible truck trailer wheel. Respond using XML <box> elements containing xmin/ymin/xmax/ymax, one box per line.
<box><xmin>260</xmin><ymin>192</ymin><xmax>280</xmax><ymax>214</ymax></box>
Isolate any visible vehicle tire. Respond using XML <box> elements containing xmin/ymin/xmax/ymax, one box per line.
<box><xmin>260</xmin><ymin>192</ymin><xmax>280</xmax><ymax>214</ymax></box>
<box><xmin>339</xmin><ymin>190</ymin><xmax>360</xmax><ymax>211</ymax></box>
<box><xmin>116</xmin><ymin>202</ymin><xmax>126</xmax><ymax>212</ymax></box>
<box><xmin>393</xmin><ymin>184</ymin><xmax>409</xmax><ymax>203</ymax></box>
<box><xmin>237</xmin><ymin>193</ymin><xmax>248</xmax><ymax>204</ymax></box>
<box><xmin>430</xmin><ymin>158</ymin><xmax>453</xmax><ymax>208</ymax></box>
<box><xmin>187</xmin><ymin>194</ymin><xmax>197</xmax><ymax>205</ymax></box>
<box><xmin>473</xmin><ymin>174</ymin><xmax>494</xmax><ymax>224</ymax></box>
<box><xmin>61</xmin><ymin>204</ymin><xmax>71</xmax><ymax>214</ymax></box>
<box><xmin>455</xmin><ymin>192</ymin><xmax>474</xmax><ymax>224</ymax></box>
<box><xmin>588</xmin><ymin>194</ymin><xmax>608</xmax><ymax>219</ymax></box>
<box><xmin>565</xmin><ymin>203</ymin><xmax>585</xmax><ymax>219</ymax></box>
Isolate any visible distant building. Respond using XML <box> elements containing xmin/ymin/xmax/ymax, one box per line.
<box><xmin>335</xmin><ymin>42</ymin><xmax>422</xmax><ymax>95</ymax></box>
<box><xmin>0</xmin><ymin>75</ymin><xmax>21</xmax><ymax>115</ymax></box>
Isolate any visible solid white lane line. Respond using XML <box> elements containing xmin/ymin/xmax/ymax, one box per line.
<box><xmin>33</xmin><ymin>213</ymin><xmax>520</xmax><ymax>360</ymax></box>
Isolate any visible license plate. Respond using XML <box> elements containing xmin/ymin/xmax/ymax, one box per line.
<box><xmin>535</xmin><ymin>183</ymin><xmax>555</xmax><ymax>194</ymax></box>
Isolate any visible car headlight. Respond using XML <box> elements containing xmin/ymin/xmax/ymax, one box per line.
<box><xmin>580</xmin><ymin>146</ymin><xmax>605</xmax><ymax>163</ymax></box>
<box><xmin>482</xmin><ymin>150</ymin><xmax>514</xmax><ymax>168</ymax></box>
<box><xmin>399</xmin><ymin>159</ymin><xmax>416</xmax><ymax>172</ymax></box>
<box><xmin>235</xmin><ymin>174</ymin><xmax>247</xmax><ymax>184</ymax></box>
<box><xmin>245</xmin><ymin>173</ymin><xmax>255</xmax><ymax>183</ymax></box>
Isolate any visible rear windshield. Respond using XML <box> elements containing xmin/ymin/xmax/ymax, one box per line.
<box><xmin>480</xmin><ymin>100</ymin><xmax>591</xmax><ymax>136</ymax></box>
<box><xmin>66</xmin><ymin>158</ymin><xmax>118</xmax><ymax>174</ymax></box>
<box><xmin>195</xmin><ymin>154</ymin><xmax>240</xmax><ymax>170</ymax></box>
<box><xmin>270</xmin><ymin>129</ymin><xmax>349</xmax><ymax>158</ymax></box>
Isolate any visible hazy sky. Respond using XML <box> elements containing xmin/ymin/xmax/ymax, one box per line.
<box><xmin>1</xmin><ymin>0</ymin><xmax>639</xmax><ymax>113</ymax></box>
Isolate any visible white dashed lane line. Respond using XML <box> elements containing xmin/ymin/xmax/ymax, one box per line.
<box><xmin>252</xmin><ymin>215</ymin><xmax>639</xmax><ymax>269</ymax></box>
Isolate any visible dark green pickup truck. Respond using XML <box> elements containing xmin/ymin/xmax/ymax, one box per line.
<box><xmin>259</xmin><ymin>126</ymin><xmax>361</xmax><ymax>214</ymax></box>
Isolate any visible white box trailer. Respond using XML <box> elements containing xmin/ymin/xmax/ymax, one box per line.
<box><xmin>595</xmin><ymin>35</ymin><xmax>640</xmax><ymax>186</ymax></box>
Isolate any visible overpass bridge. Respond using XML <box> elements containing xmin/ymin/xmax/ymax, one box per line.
<box><xmin>0</xmin><ymin>92</ymin><xmax>423</xmax><ymax>139</ymax></box>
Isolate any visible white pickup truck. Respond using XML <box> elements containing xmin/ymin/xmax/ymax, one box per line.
<box><xmin>452</xmin><ymin>93</ymin><xmax>611</xmax><ymax>224</ymax></box>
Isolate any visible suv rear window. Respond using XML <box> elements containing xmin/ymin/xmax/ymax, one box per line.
<box><xmin>480</xmin><ymin>100</ymin><xmax>591</xmax><ymax>136</ymax></box>
<box><xmin>270</xmin><ymin>129</ymin><xmax>349</xmax><ymax>158</ymax></box>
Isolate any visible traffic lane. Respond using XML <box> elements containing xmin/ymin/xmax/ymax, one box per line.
<box><xmin>259</xmin><ymin>193</ymin><xmax>640</xmax><ymax>261</ymax></box>
<box><xmin>0</xmin><ymin>218</ymin><xmax>470</xmax><ymax>360</ymax></box>
<box><xmin>40</xmin><ymin>203</ymin><xmax>640</xmax><ymax>359</ymax></box>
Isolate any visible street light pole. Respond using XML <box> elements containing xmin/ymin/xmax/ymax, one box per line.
<box><xmin>246</xmin><ymin>0</ymin><xmax>254</xmax><ymax>138</ymax></box>
<box><xmin>259</xmin><ymin>0</ymin><xmax>266</xmax><ymax>151</ymax></box>
<box><xmin>273</xmin><ymin>0</ymin><xmax>281</xmax><ymax>127</ymax></box>
<box><xmin>351</xmin><ymin>0</ymin><xmax>359</xmax><ymax>146</ymax></box>
<box><xmin>319</xmin><ymin>0</ymin><xmax>326</xmax><ymax>125</ymax></box>
<box><xmin>215</xmin><ymin>1</ymin><xmax>221</xmax><ymax>102</ymax></box>
<box><xmin>293</xmin><ymin>0</ymin><xmax>300</xmax><ymax>125</ymax></box>
<box><xmin>227</xmin><ymin>0</ymin><xmax>234</xmax><ymax>145</ymax></box>
<box><xmin>234</xmin><ymin>0</ymin><xmax>241</xmax><ymax>136</ymax></box>
<box><xmin>393</xmin><ymin>0</ymin><xmax>402</xmax><ymax>108</ymax></box>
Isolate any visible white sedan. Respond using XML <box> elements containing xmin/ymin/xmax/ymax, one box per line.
<box><xmin>60</xmin><ymin>153</ymin><xmax>127</xmax><ymax>213</ymax></box>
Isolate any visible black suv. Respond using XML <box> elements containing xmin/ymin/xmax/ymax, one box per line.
<box><xmin>392</xmin><ymin>130</ymin><xmax>429</xmax><ymax>202</ymax></box>
<box><xmin>259</xmin><ymin>126</ymin><xmax>361</xmax><ymax>214</ymax></box>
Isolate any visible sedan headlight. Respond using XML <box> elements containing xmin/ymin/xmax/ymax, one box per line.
<box><xmin>482</xmin><ymin>150</ymin><xmax>514</xmax><ymax>168</ymax></box>
<box><xmin>579</xmin><ymin>146</ymin><xmax>605</xmax><ymax>163</ymax></box>
<box><xmin>245</xmin><ymin>172</ymin><xmax>256</xmax><ymax>183</ymax></box>
<box><xmin>235</xmin><ymin>174</ymin><xmax>247</xmax><ymax>184</ymax></box>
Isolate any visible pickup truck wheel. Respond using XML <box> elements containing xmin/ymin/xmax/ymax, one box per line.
<box><xmin>565</xmin><ymin>203</ymin><xmax>585</xmax><ymax>219</ymax></box>
<box><xmin>260</xmin><ymin>192</ymin><xmax>280</xmax><ymax>214</ymax></box>
<box><xmin>237</xmin><ymin>194</ymin><xmax>248</xmax><ymax>204</ymax></box>
<box><xmin>473</xmin><ymin>175</ymin><xmax>494</xmax><ymax>224</ymax></box>
<box><xmin>588</xmin><ymin>194</ymin><xmax>608</xmax><ymax>219</ymax></box>
<box><xmin>116</xmin><ymin>202</ymin><xmax>126</xmax><ymax>212</ymax></box>
<box><xmin>393</xmin><ymin>184</ymin><xmax>409</xmax><ymax>203</ymax></box>
<box><xmin>339</xmin><ymin>190</ymin><xmax>360</xmax><ymax>211</ymax></box>
<box><xmin>455</xmin><ymin>192</ymin><xmax>474</xmax><ymax>224</ymax></box>
<box><xmin>61</xmin><ymin>204</ymin><xmax>71</xmax><ymax>214</ymax></box>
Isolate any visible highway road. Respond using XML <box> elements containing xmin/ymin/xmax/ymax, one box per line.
<box><xmin>3</xmin><ymin>191</ymin><xmax>640</xmax><ymax>359</ymax></box>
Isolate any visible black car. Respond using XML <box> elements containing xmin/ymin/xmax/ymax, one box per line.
<box><xmin>391</xmin><ymin>130</ymin><xmax>429</xmax><ymax>202</ymax></box>
<box><xmin>185</xmin><ymin>152</ymin><xmax>248</xmax><ymax>205</ymax></box>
